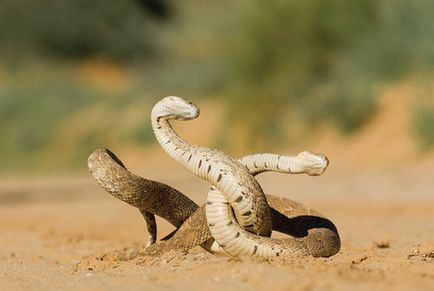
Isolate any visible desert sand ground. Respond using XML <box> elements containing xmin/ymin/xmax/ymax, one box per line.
<box><xmin>0</xmin><ymin>155</ymin><xmax>433</xmax><ymax>291</ymax></box>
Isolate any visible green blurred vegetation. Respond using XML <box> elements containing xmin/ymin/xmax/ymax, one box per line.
<box><xmin>413</xmin><ymin>105</ymin><xmax>434</xmax><ymax>150</ymax></box>
<box><xmin>1</xmin><ymin>62</ymin><xmax>131</xmax><ymax>173</ymax></box>
<box><xmin>0</xmin><ymin>0</ymin><xmax>433</xmax><ymax>175</ymax></box>
<box><xmin>0</xmin><ymin>0</ymin><xmax>170</xmax><ymax>62</ymax></box>
<box><xmin>0</xmin><ymin>0</ymin><xmax>173</xmax><ymax>174</ymax></box>
<box><xmin>221</xmin><ymin>0</ymin><xmax>434</xmax><ymax>148</ymax></box>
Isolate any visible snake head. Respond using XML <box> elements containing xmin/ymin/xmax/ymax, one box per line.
<box><xmin>297</xmin><ymin>151</ymin><xmax>329</xmax><ymax>176</ymax></box>
<box><xmin>152</xmin><ymin>96</ymin><xmax>200</xmax><ymax>121</ymax></box>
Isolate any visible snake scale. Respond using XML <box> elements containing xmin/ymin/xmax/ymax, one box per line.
<box><xmin>88</xmin><ymin>96</ymin><xmax>340</xmax><ymax>259</ymax></box>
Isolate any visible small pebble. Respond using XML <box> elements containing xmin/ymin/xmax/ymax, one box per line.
<box><xmin>373</xmin><ymin>240</ymin><xmax>390</xmax><ymax>249</ymax></box>
<box><xmin>351</xmin><ymin>255</ymin><xmax>368</xmax><ymax>264</ymax></box>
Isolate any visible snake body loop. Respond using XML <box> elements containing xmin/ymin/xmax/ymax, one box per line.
<box><xmin>207</xmin><ymin>152</ymin><xmax>330</xmax><ymax>257</ymax></box>
<box><xmin>151</xmin><ymin>96</ymin><xmax>272</xmax><ymax>237</ymax></box>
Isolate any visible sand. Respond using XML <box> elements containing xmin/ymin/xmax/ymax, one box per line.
<box><xmin>0</xmin><ymin>160</ymin><xmax>433</xmax><ymax>291</ymax></box>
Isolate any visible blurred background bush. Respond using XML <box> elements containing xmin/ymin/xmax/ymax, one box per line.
<box><xmin>0</xmin><ymin>0</ymin><xmax>433</xmax><ymax>175</ymax></box>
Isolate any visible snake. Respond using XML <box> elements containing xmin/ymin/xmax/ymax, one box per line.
<box><xmin>88</xmin><ymin>148</ymin><xmax>340</xmax><ymax>258</ymax></box>
<box><xmin>88</xmin><ymin>96</ymin><xmax>340</xmax><ymax>258</ymax></box>
<box><xmin>152</xmin><ymin>96</ymin><xmax>336</xmax><ymax>257</ymax></box>
<box><xmin>151</xmin><ymin>96</ymin><xmax>272</xmax><ymax>239</ymax></box>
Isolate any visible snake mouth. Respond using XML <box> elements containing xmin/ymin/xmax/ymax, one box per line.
<box><xmin>176</xmin><ymin>106</ymin><xmax>200</xmax><ymax>120</ymax></box>
<box><xmin>179</xmin><ymin>102</ymin><xmax>200</xmax><ymax>120</ymax></box>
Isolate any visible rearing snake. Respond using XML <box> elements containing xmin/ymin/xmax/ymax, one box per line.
<box><xmin>88</xmin><ymin>96</ymin><xmax>340</xmax><ymax>259</ymax></box>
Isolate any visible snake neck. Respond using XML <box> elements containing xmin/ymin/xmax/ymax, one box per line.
<box><xmin>88</xmin><ymin>148</ymin><xmax>198</xmax><ymax>227</ymax></box>
<box><xmin>151</xmin><ymin>105</ymin><xmax>272</xmax><ymax>237</ymax></box>
<box><xmin>152</xmin><ymin>115</ymin><xmax>192</xmax><ymax>164</ymax></box>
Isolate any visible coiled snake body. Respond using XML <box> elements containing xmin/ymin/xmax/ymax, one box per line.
<box><xmin>88</xmin><ymin>96</ymin><xmax>340</xmax><ymax>259</ymax></box>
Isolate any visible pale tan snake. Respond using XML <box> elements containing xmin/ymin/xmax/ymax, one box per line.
<box><xmin>87</xmin><ymin>96</ymin><xmax>340</xmax><ymax>259</ymax></box>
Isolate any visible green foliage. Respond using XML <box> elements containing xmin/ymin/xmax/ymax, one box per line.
<box><xmin>0</xmin><ymin>62</ymin><xmax>157</xmax><ymax>174</ymax></box>
<box><xmin>0</xmin><ymin>0</ymin><xmax>168</xmax><ymax>62</ymax></box>
<box><xmin>231</xmin><ymin>0</ymin><xmax>378</xmax><ymax>84</ymax></box>
<box><xmin>0</xmin><ymin>66</ymin><xmax>92</xmax><ymax>172</ymax></box>
<box><xmin>413</xmin><ymin>105</ymin><xmax>434</xmax><ymax>150</ymax></box>
<box><xmin>129</xmin><ymin>123</ymin><xmax>155</xmax><ymax>145</ymax></box>
<box><xmin>1</xmin><ymin>0</ymin><xmax>434</xmax><ymax>174</ymax></box>
<box><xmin>222</xmin><ymin>0</ymin><xmax>434</xmax><ymax>146</ymax></box>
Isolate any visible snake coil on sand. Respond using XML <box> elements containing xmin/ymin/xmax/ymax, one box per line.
<box><xmin>88</xmin><ymin>96</ymin><xmax>340</xmax><ymax>259</ymax></box>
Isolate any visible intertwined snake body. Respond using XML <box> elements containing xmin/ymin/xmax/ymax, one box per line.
<box><xmin>87</xmin><ymin>96</ymin><xmax>341</xmax><ymax>259</ymax></box>
<box><xmin>151</xmin><ymin>97</ymin><xmax>273</xmax><ymax>239</ymax></box>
